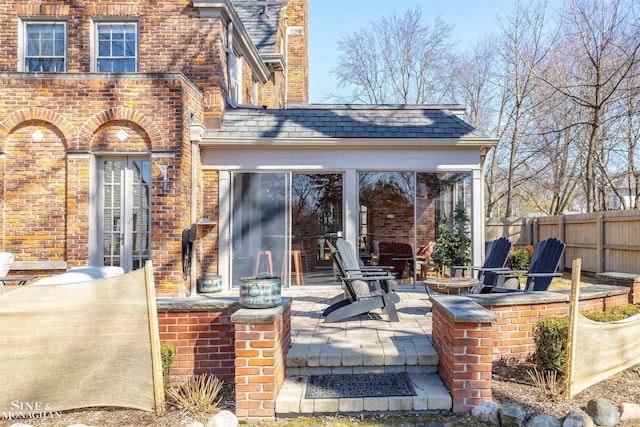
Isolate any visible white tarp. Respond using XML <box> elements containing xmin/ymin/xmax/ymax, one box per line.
<box><xmin>570</xmin><ymin>311</ymin><xmax>640</xmax><ymax>396</ymax></box>
<box><xmin>0</xmin><ymin>267</ymin><xmax>162</xmax><ymax>415</ymax></box>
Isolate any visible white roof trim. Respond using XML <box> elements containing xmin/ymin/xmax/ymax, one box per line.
<box><xmin>199</xmin><ymin>137</ymin><xmax>498</xmax><ymax>149</ymax></box>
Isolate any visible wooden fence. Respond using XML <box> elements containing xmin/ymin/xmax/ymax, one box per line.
<box><xmin>485</xmin><ymin>209</ymin><xmax>640</xmax><ymax>274</ymax></box>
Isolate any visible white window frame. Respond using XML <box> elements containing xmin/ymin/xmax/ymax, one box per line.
<box><xmin>91</xmin><ymin>20</ymin><xmax>139</xmax><ymax>73</ymax></box>
<box><xmin>18</xmin><ymin>19</ymin><xmax>67</xmax><ymax>72</ymax></box>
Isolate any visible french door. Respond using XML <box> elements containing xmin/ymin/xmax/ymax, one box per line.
<box><xmin>98</xmin><ymin>157</ymin><xmax>151</xmax><ymax>272</ymax></box>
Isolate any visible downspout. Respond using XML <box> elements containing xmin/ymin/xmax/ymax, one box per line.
<box><xmin>190</xmin><ymin>123</ymin><xmax>205</xmax><ymax>295</ymax></box>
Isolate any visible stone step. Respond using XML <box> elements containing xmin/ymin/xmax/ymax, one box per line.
<box><xmin>275</xmin><ymin>372</ymin><xmax>452</xmax><ymax>416</ymax></box>
<box><xmin>285</xmin><ymin>339</ymin><xmax>439</xmax><ymax>375</ymax></box>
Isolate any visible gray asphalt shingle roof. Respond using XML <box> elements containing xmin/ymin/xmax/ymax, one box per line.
<box><xmin>204</xmin><ymin>105</ymin><xmax>489</xmax><ymax>140</ymax></box>
<box><xmin>231</xmin><ymin>0</ymin><xmax>282</xmax><ymax>54</ymax></box>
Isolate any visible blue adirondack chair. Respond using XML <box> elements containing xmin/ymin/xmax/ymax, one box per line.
<box><xmin>490</xmin><ymin>237</ymin><xmax>566</xmax><ymax>293</ymax></box>
<box><xmin>472</xmin><ymin>237</ymin><xmax>513</xmax><ymax>287</ymax></box>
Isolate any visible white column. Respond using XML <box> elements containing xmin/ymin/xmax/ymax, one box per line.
<box><xmin>218</xmin><ymin>170</ymin><xmax>231</xmax><ymax>289</ymax></box>
<box><xmin>343</xmin><ymin>169</ymin><xmax>358</xmax><ymax>249</ymax></box>
<box><xmin>471</xmin><ymin>168</ymin><xmax>484</xmax><ymax>265</ymax></box>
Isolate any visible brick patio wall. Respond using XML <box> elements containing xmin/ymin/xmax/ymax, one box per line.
<box><xmin>596</xmin><ymin>273</ymin><xmax>640</xmax><ymax>304</ymax></box>
<box><xmin>431</xmin><ymin>286</ymin><xmax>629</xmax><ymax>413</ymax></box>
<box><xmin>156</xmin><ymin>297</ymin><xmax>292</xmax><ymax>421</ymax></box>
<box><xmin>157</xmin><ymin>308</ymin><xmax>237</xmax><ymax>383</ymax></box>
<box><xmin>486</xmin><ymin>292</ymin><xmax>629</xmax><ymax>361</ymax></box>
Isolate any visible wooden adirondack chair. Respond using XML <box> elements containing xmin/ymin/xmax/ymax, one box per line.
<box><xmin>489</xmin><ymin>237</ymin><xmax>565</xmax><ymax>293</ymax></box>
<box><xmin>460</xmin><ymin>237</ymin><xmax>513</xmax><ymax>292</ymax></box>
<box><xmin>322</xmin><ymin>240</ymin><xmax>400</xmax><ymax>323</ymax></box>
<box><xmin>335</xmin><ymin>238</ymin><xmax>397</xmax><ymax>291</ymax></box>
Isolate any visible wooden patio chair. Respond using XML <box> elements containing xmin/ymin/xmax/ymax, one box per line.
<box><xmin>452</xmin><ymin>237</ymin><xmax>512</xmax><ymax>293</ymax></box>
<box><xmin>322</xmin><ymin>240</ymin><xmax>399</xmax><ymax>323</ymax></box>
<box><xmin>488</xmin><ymin>237</ymin><xmax>565</xmax><ymax>293</ymax></box>
<box><xmin>335</xmin><ymin>238</ymin><xmax>397</xmax><ymax>292</ymax></box>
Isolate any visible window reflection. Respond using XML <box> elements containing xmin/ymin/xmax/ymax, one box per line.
<box><xmin>358</xmin><ymin>172</ymin><xmax>471</xmax><ymax>282</ymax></box>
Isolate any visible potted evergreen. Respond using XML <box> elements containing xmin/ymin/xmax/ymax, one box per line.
<box><xmin>432</xmin><ymin>203</ymin><xmax>471</xmax><ymax>277</ymax></box>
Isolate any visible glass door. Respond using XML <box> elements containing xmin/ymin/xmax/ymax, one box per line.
<box><xmin>230</xmin><ymin>173</ymin><xmax>290</xmax><ymax>286</ymax></box>
<box><xmin>99</xmin><ymin>157</ymin><xmax>151</xmax><ymax>271</ymax></box>
<box><xmin>292</xmin><ymin>173</ymin><xmax>343</xmax><ymax>286</ymax></box>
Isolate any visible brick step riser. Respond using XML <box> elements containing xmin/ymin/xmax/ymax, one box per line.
<box><xmin>286</xmin><ymin>364</ymin><xmax>438</xmax><ymax>377</ymax></box>
<box><xmin>285</xmin><ymin>354</ymin><xmax>439</xmax><ymax>370</ymax></box>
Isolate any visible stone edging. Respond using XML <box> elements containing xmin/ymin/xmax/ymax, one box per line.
<box><xmin>596</xmin><ymin>272</ymin><xmax>640</xmax><ymax>282</ymax></box>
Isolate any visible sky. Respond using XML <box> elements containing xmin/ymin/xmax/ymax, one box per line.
<box><xmin>307</xmin><ymin>0</ymin><xmax>515</xmax><ymax>103</ymax></box>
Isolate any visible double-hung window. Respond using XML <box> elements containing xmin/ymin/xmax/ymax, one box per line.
<box><xmin>23</xmin><ymin>21</ymin><xmax>66</xmax><ymax>72</ymax></box>
<box><xmin>95</xmin><ymin>22</ymin><xmax>138</xmax><ymax>72</ymax></box>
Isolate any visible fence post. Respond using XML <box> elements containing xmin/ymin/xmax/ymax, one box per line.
<box><xmin>558</xmin><ymin>215</ymin><xmax>565</xmax><ymax>272</ymax></box>
<box><xmin>597</xmin><ymin>213</ymin><xmax>604</xmax><ymax>273</ymax></box>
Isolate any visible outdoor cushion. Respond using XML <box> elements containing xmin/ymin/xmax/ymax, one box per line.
<box><xmin>31</xmin><ymin>266</ymin><xmax>125</xmax><ymax>286</ymax></box>
<box><xmin>0</xmin><ymin>252</ymin><xmax>14</xmax><ymax>278</ymax></box>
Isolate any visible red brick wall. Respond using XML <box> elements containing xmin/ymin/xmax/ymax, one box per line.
<box><xmin>286</xmin><ymin>0</ymin><xmax>308</xmax><ymax>104</ymax></box>
<box><xmin>0</xmin><ymin>1</ymin><xmax>226</xmax><ymax>113</ymax></box>
<box><xmin>598</xmin><ymin>278</ymin><xmax>640</xmax><ymax>304</ymax></box>
<box><xmin>4</xmin><ymin>120</ymin><xmax>66</xmax><ymax>262</ymax></box>
<box><xmin>488</xmin><ymin>294</ymin><xmax>629</xmax><ymax>361</ymax></box>
<box><xmin>432</xmin><ymin>291</ymin><xmax>629</xmax><ymax>413</ymax></box>
<box><xmin>199</xmin><ymin>170</ymin><xmax>220</xmax><ymax>277</ymax></box>
<box><xmin>0</xmin><ymin>75</ymin><xmax>202</xmax><ymax>295</ymax></box>
<box><xmin>158</xmin><ymin>309</ymin><xmax>237</xmax><ymax>383</ymax></box>
<box><xmin>234</xmin><ymin>304</ymin><xmax>292</xmax><ymax>420</ymax></box>
<box><xmin>431</xmin><ymin>310</ymin><xmax>493</xmax><ymax>413</ymax></box>
<box><xmin>158</xmin><ymin>302</ymin><xmax>292</xmax><ymax>421</ymax></box>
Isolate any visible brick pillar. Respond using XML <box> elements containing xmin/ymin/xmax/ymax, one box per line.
<box><xmin>431</xmin><ymin>297</ymin><xmax>496</xmax><ymax>413</ymax></box>
<box><xmin>231</xmin><ymin>299</ymin><xmax>292</xmax><ymax>420</ymax></box>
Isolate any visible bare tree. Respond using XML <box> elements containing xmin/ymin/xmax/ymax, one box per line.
<box><xmin>494</xmin><ymin>0</ymin><xmax>552</xmax><ymax>217</ymax></box>
<box><xmin>450</xmin><ymin>36</ymin><xmax>499</xmax><ymax>131</ymax></box>
<box><xmin>331</xmin><ymin>8</ymin><xmax>454</xmax><ymax>104</ymax></box>
<box><xmin>523</xmin><ymin>81</ymin><xmax>585</xmax><ymax>214</ymax></box>
<box><xmin>536</xmin><ymin>0</ymin><xmax>640</xmax><ymax>212</ymax></box>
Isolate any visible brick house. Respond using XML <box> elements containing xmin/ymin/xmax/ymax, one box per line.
<box><xmin>0</xmin><ymin>0</ymin><xmax>496</xmax><ymax>296</ymax></box>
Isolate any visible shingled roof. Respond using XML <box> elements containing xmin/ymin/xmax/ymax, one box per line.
<box><xmin>203</xmin><ymin>105</ymin><xmax>493</xmax><ymax>143</ymax></box>
<box><xmin>231</xmin><ymin>0</ymin><xmax>282</xmax><ymax>54</ymax></box>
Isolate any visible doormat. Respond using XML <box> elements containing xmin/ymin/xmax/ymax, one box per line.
<box><xmin>305</xmin><ymin>372</ymin><xmax>416</xmax><ymax>399</ymax></box>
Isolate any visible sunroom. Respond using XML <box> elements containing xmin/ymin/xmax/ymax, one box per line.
<box><xmin>199</xmin><ymin>104</ymin><xmax>497</xmax><ymax>289</ymax></box>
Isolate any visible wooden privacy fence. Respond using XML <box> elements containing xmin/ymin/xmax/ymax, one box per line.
<box><xmin>485</xmin><ymin>209</ymin><xmax>640</xmax><ymax>274</ymax></box>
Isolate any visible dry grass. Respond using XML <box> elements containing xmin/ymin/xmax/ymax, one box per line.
<box><xmin>542</xmin><ymin>271</ymin><xmax>597</xmax><ymax>291</ymax></box>
<box><xmin>165</xmin><ymin>374</ymin><xmax>224</xmax><ymax>416</ymax></box>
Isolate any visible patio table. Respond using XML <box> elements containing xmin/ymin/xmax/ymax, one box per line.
<box><xmin>424</xmin><ymin>277</ymin><xmax>479</xmax><ymax>295</ymax></box>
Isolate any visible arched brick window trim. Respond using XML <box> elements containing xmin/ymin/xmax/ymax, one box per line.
<box><xmin>0</xmin><ymin>107</ymin><xmax>76</xmax><ymax>151</ymax></box>
<box><xmin>79</xmin><ymin>107</ymin><xmax>163</xmax><ymax>149</ymax></box>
